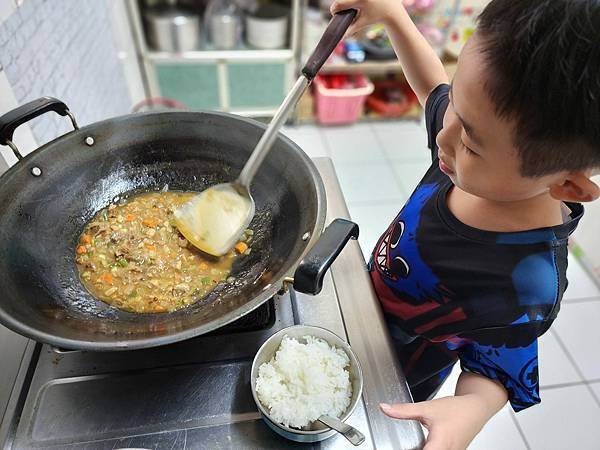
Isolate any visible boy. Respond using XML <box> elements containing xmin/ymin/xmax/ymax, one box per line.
<box><xmin>331</xmin><ymin>0</ymin><xmax>600</xmax><ymax>448</ymax></box>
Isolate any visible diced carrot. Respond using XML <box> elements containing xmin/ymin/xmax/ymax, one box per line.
<box><xmin>76</xmin><ymin>245</ymin><xmax>87</xmax><ymax>255</ymax></box>
<box><xmin>234</xmin><ymin>242</ymin><xmax>248</xmax><ymax>254</ymax></box>
<box><xmin>125</xmin><ymin>214</ymin><xmax>136</xmax><ymax>222</ymax></box>
<box><xmin>145</xmin><ymin>244</ymin><xmax>157</xmax><ymax>252</ymax></box>
<box><xmin>100</xmin><ymin>273</ymin><xmax>113</xmax><ymax>284</ymax></box>
<box><xmin>142</xmin><ymin>218</ymin><xmax>159</xmax><ymax>228</ymax></box>
<box><xmin>154</xmin><ymin>305</ymin><xmax>167</xmax><ymax>313</ymax></box>
<box><xmin>80</xmin><ymin>234</ymin><xmax>92</xmax><ymax>245</ymax></box>
<box><xmin>199</xmin><ymin>262</ymin><xmax>209</xmax><ymax>270</ymax></box>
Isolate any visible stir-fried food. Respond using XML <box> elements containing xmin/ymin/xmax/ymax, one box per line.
<box><xmin>75</xmin><ymin>192</ymin><xmax>253</xmax><ymax>313</ymax></box>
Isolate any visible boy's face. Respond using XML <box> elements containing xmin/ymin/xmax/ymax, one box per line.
<box><xmin>436</xmin><ymin>35</ymin><xmax>564</xmax><ymax>203</ymax></box>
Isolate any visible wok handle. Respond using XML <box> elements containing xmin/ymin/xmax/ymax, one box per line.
<box><xmin>0</xmin><ymin>96</ymin><xmax>79</xmax><ymax>160</ymax></box>
<box><xmin>301</xmin><ymin>9</ymin><xmax>358</xmax><ymax>80</ymax></box>
<box><xmin>293</xmin><ymin>218</ymin><xmax>359</xmax><ymax>295</ymax></box>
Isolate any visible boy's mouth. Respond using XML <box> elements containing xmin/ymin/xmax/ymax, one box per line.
<box><xmin>439</xmin><ymin>158</ymin><xmax>455</xmax><ymax>176</ymax></box>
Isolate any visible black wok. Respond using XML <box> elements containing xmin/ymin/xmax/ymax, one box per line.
<box><xmin>0</xmin><ymin>97</ymin><xmax>358</xmax><ymax>351</ymax></box>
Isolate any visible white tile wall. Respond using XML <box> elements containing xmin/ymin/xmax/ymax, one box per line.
<box><xmin>0</xmin><ymin>0</ymin><xmax>132</xmax><ymax>149</ymax></box>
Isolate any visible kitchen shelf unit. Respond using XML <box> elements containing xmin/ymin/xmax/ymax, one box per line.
<box><xmin>126</xmin><ymin>0</ymin><xmax>304</xmax><ymax>117</ymax></box>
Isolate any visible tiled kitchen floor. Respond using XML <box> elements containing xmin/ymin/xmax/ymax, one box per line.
<box><xmin>282</xmin><ymin>121</ymin><xmax>600</xmax><ymax>450</ymax></box>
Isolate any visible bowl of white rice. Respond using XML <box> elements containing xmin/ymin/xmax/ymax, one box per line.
<box><xmin>250</xmin><ymin>325</ymin><xmax>363</xmax><ymax>443</ymax></box>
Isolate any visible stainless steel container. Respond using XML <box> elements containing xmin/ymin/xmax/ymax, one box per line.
<box><xmin>145</xmin><ymin>8</ymin><xmax>201</xmax><ymax>52</ymax></box>
<box><xmin>204</xmin><ymin>0</ymin><xmax>242</xmax><ymax>50</ymax></box>
<box><xmin>246</xmin><ymin>4</ymin><xmax>289</xmax><ymax>49</ymax></box>
<box><xmin>209</xmin><ymin>14</ymin><xmax>240</xmax><ymax>49</ymax></box>
<box><xmin>250</xmin><ymin>325</ymin><xmax>364</xmax><ymax>443</ymax></box>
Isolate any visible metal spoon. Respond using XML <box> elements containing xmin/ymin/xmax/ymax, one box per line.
<box><xmin>174</xmin><ymin>9</ymin><xmax>358</xmax><ymax>256</ymax></box>
<box><xmin>318</xmin><ymin>414</ymin><xmax>366</xmax><ymax>446</ymax></box>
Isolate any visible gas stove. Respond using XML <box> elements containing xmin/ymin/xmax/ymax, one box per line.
<box><xmin>0</xmin><ymin>158</ymin><xmax>424</xmax><ymax>450</ymax></box>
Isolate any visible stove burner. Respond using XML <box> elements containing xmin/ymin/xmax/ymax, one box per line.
<box><xmin>50</xmin><ymin>299</ymin><xmax>278</xmax><ymax>354</ymax></box>
<box><xmin>208</xmin><ymin>298</ymin><xmax>276</xmax><ymax>335</ymax></box>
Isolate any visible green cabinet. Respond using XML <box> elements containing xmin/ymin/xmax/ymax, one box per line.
<box><xmin>228</xmin><ymin>63</ymin><xmax>286</xmax><ymax>108</ymax></box>
<box><xmin>155</xmin><ymin>64</ymin><xmax>220</xmax><ymax>110</ymax></box>
<box><xmin>155</xmin><ymin>62</ymin><xmax>287</xmax><ymax>112</ymax></box>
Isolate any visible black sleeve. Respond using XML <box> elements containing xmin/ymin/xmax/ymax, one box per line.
<box><xmin>425</xmin><ymin>84</ymin><xmax>450</xmax><ymax>160</ymax></box>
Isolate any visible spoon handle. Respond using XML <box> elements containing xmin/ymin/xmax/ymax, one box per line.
<box><xmin>302</xmin><ymin>9</ymin><xmax>358</xmax><ymax>80</ymax></box>
<box><xmin>318</xmin><ymin>415</ymin><xmax>366</xmax><ymax>446</ymax></box>
<box><xmin>236</xmin><ymin>9</ymin><xmax>358</xmax><ymax>190</ymax></box>
<box><xmin>237</xmin><ymin>76</ymin><xmax>309</xmax><ymax>189</ymax></box>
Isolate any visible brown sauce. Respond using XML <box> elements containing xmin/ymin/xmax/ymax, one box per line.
<box><xmin>75</xmin><ymin>192</ymin><xmax>252</xmax><ymax>313</ymax></box>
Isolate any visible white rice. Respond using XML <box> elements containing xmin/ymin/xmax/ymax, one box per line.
<box><xmin>255</xmin><ymin>335</ymin><xmax>352</xmax><ymax>429</ymax></box>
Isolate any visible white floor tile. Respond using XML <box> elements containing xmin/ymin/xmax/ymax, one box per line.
<box><xmin>552</xmin><ymin>302</ymin><xmax>600</xmax><ymax>380</ymax></box>
<box><xmin>563</xmin><ymin>254</ymin><xmax>600</xmax><ymax>301</ymax></box>
<box><xmin>538</xmin><ymin>330</ymin><xmax>582</xmax><ymax>387</ymax></box>
<box><xmin>516</xmin><ymin>384</ymin><xmax>600</xmax><ymax>450</ymax></box>
<box><xmin>370</xmin><ymin>120</ymin><xmax>421</xmax><ymax>133</ymax></box>
<box><xmin>280</xmin><ymin>126</ymin><xmax>329</xmax><ymax>158</ymax></box>
<box><xmin>372</xmin><ymin>121</ymin><xmax>431</xmax><ymax>162</ymax></box>
<box><xmin>469</xmin><ymin>406</ymin><xmax>527</xmax><ymax>450</ymax></box>
<box><xmin>321</xmin><ymin>123</ymin><xmax>386</xmax><ymax>164</ymax></box>
<box><xmin>433</xmin><ymin>364</ymin><xmax>461</xmax><ymax>399</ymax></box>
<box><xmin>335</xmin><ymin>162</ymin><xmax>404</xmax><ymax>203</ymax></box>
<box><xmin>347</xmin><ymin>201</ymin><xmax>405</xmax><ymax>259</ymax></box>
<box><xmin>391</xmin><ymin>161</ymin><xmax>432</xmax><ymax>196</ymax></box>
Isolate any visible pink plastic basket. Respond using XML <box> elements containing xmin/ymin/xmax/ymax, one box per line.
<box><xmin>314</xmin><ymin>74</ymin><xmax>374</xmax><ymax>125</ymax></box>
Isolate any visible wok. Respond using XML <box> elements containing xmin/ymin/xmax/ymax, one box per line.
<box><xmin>0</xmin><ymin>97</ymin><xmax>358</xmax><ymax>351</ymax></box>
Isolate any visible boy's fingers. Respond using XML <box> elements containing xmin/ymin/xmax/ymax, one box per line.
<box><xmin>331</xmin><ymin>0</ymin><xmax>363</xmax><ymax>15</ymax></box>
<box><xmin>379</xmin><ymin>402</ymin><xmax>430</xmax><ymax>422</ymax></box>
<box><xmin>330</xmin><ymin>0</ymin><xmax>364</xmax><ymax>38</ymax></box>
<box><xmin>345</xmin><ymin>22</ymin><xmax>361</xmax><ymax>38</ymax></box>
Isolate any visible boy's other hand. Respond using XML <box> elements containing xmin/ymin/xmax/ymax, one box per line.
<box><xmin>380</xmin><ymin>395</ymin><xmax>489</xmax><ymax>450</ymax></box>
<box><xmin>331</xmin><ymin>0</ymin><xmax>401</xmax><ymax>36</ymax></box>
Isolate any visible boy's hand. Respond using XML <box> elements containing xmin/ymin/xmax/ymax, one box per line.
<box><xmin>331</xmin><ymin>0</ymin><xmax>402</xmax><ymax>36</ymax></box>
<box><xmin>380</xmin><ymin>395</ymin><xmax>490</xmax><ymax>450</ymax></box>
<box><xmin>331</xmin><ymin>0</ymin><xmax>448</xmax><ymax>105</ymax></box>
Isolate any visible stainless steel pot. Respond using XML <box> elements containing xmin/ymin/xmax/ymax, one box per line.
<box><xmin>145</xmin><ymin>7</ymin><xmax>201</xmax><ymax>52</ymax></box>
<box><xmin>251</xmin><ymin>325</ymin><xmax>364</xmax><ymax>443</ymax></box>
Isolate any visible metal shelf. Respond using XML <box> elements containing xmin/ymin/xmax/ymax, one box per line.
<box><xmin>146</xmin><ymin>49</ymin><xmax>295</xmax><ymax>64</ymax></box>
<box><xmin>126</xmin><ymin>0</ymin><xmax>304</xmax><ymax>114</ymax></box>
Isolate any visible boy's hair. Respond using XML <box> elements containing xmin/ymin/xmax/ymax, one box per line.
<box><xmin>477</xmin><ymin>0</ymin><xmax>600</xmax><ymax>177</ymax></box>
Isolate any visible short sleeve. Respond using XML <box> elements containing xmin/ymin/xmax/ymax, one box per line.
<box><xmin>457</xmin><ymin>326</ymin><xmax>541</xmax><ymax>412</ymax></box>
<box><xmin>425</xmin><ymin>84</ymin><xmax>450</xmax><ymax>159</ymax></box>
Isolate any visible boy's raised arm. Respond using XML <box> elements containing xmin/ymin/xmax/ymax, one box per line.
<box><xmin>331</xmin><ymin>0</ymin><xmax>448</xmax><ymax>106</ymax></box>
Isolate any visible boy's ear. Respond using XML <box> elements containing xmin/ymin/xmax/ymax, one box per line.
<box><xmin>549</xmin><ymin>172</ymin><xmax>600</xmax><ymax>203</ymax></box>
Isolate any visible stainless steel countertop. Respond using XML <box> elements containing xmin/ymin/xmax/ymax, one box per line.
<box><xmin>307</xmin><ymin>157</ymin><xmax>424</xmax><ymax>450</ymax></box>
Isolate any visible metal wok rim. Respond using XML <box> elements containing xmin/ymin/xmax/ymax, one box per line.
<box><xmin>0</xmin><ymin>110</ymin><xmax>327</xmax><ymax>351</ymax></box>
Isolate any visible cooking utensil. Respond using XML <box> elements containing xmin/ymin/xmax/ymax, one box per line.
<box><xmin>0</xmin><ymin>97</ymin><xmax>358</xmax><ymax>351</ymax></box>
<box><xmin>251</xmin><ymin>325</ymin><xmax>364</xmax><ymax>444</ymax></box>
<box><xmin>174</xmin><ymin>9</ymin><xmax>358</xmax><ymax>257</ymax></box>
<box><xmin>317</xmin><ymin>415</ymin><xmax>366</xmax><ymax>446</ymax></box>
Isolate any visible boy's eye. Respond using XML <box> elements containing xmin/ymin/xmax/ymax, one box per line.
<box><xmin>461</xmin><ymin>141</ymin><xmax>478</xmax><ymax>156</ymax></box>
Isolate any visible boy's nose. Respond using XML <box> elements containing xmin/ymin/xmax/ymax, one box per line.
<box><xmin>436</xmin><ymin>129</ymin><xmax>453</xmax><ymax>156</ymax></box>
<box><xmin>437</xmin><ymin>115</ymin><xmax>460</xmax><ymax>156</ymax></box>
